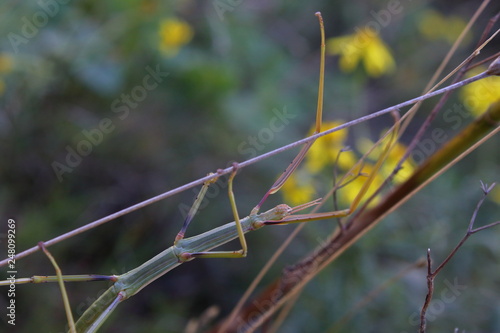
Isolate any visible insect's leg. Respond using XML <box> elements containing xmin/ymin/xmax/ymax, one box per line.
<box><xmin>76</xmin><ymin>290</ymin><xmax>126</xmax><ymax>333</ymax></box>
<box><xmin>38</xmin><ymin>242</ymin><xmax>76</xmax><ymax>333</ymax></box>
<box><xmin>252</xmin><ymin>12</ymin><xmax>326</xmax><ymax>215</ymax></box>
<box><xmin>175</xmin><ymin>173</ymin><xmax>219</xmax><ymax>243</ymax></box>
<box><xmin>187</xmin><ymin>163</ymin><xmax>248</xmax><ymax>258</ymax></box>
<box><xmin>267</xmin><ymin>113</ymin><xmax>400</xmax><ymax>225</ymax></box>
<box><xmin>343</xmin><ymin>112</ymin><xmax>400</xmax><ymax>215</ymax></box>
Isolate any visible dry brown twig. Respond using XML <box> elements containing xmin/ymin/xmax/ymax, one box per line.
<box><xmin>419</xmin><ymin>182</ymin><xmax>500</xmax><ymax>333</ymax></box>
<box><xmin>213</xmin><ymin>4</ymin><xmax>500</xmax><ymax>330</ymax></box>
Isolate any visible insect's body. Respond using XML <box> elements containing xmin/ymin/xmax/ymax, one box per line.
<box><xmin>120</xmin><ymin>204</ymin><xmax>291</xmax><ymax>297</ymax></box>
<box><xmin>75</xmin><ymin>205</ymin><xmax>292</xmax><ymax>331</ymax></box>
<box><xmin>3</xmin><ymin>10</ymin><xmax>493</xmax><ymax>332</ymax></box>
<box><xmin>0</xmin><ymin>11</ymin><xmax>401</xmax><ymax>328</ymax></box>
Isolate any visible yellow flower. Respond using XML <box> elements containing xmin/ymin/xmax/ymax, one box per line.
<box><xmin>492</xmin><ymin>186</ymin><xmax>500</xmax><ymax>205</ymax></box>
<box><xmin>281</xmin><ymin>121</ymin><xmax>355</xmax><ymax>206</ymax></box>
<box><xmin>357</xmin><ymin>135</ymin><xmax>416</xmax><ymax>184</ymax></box>
<box><xmin>0</xmin><ymin>53</ymin><xmax>12</xmax><ymax>96</ymax></box>
<box><xmin>279</xmin><ymin>121</ymin><xmax>413</xmax><ymax>211</ymax></box>
<box><xmin>339</xmin><ymin>162</ymin><xmax>383</xmax><ymax>208</ymax></box>
<box><xmin>0</xmin><ymin>53</ymin><xmax>13</xmax><ymax>73</ymax></box>
<box><xmin>327</xmin><ymin>27</ymin><xmax>395</xmax><ymax>77</ymax></box>
<box><xmin>385</xmin><ymin>141</ymin><xmax>416</xmax><ymax>182</ymax></box>
<box><xmin>305</xmin><ymin>121</ymin><xmax>356</xmax><ymax>173</ymax></box>
<box><xmin>418</xmin><ymin>10</ymin><xmax>469</xmax><ymax>44</ymax></box>
<box><xmin>158</xmin><ymin>18</ymin><xmax>193</xmax><ymax>57</ymax></box>
<box><xmin>281</xmin><ymin>171</ymin><xmax>316</xmax><ymax>207</ymax></box>
<box><xmin>340</xmin><ymin>133</ymin><xmax>414</xmax><ymax>208</ymax></box>
<box><xmin>460</xmin><ymin>67</ymin><xmax>500</xmax><ymax>116</ymax></box>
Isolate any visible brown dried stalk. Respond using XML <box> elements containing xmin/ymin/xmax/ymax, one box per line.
<box><xmin>419</xmin><ymin>182</ymin><xmax>500</xmax><ymax>333</ymax></box>
<box><xmin>212</xmin><ymin>99</ymin><xmax>500</xmax><ymax>333</ymax></box>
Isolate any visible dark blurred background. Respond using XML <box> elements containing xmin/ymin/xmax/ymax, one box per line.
<box><xmin>1</xmin><ymin>0</ymin><xmax>499</xmax><ymax>332</ymax></box>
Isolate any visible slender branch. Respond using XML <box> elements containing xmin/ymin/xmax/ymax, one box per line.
<box><xmin>38</xmin><ymin>242</ymin><xmax>76</xmax><ymax>333</ymax></box>
<box><xmin>0</xmin><ymin>72</ymin><xmax>491</xmax><ymax>267</ymax></box>
<box><xmin>344</xmin><ymin>10</ymin><xmax>499</xmax><ymax>230</ymax></box>
<box><xmin>394</xmin><ymin>16</ymin><xmax>500</xmax><ymax>179</ymax></box>
<box><xmin>330</xmin><ymin>257</ymin><xmax>426</xmax><ymax>331</ymax></box>
<box><xmin>212</xmin><ymin>100</ymin><xmax>500</xmax><ymax>333</ymax></box>
<box><xmin>419</xmin><ymin>183</ymin><xmax>500</xmax><ymax>333</ymax></box>
<box><xmin>361</xmin><ymin>21</ymin><xmax>500</xmax><ymax>226</ymax></box>
<box><xmin>469</xmin><ymin>51</ymin><xmax>500</xmax><ymax>71</ymax></box>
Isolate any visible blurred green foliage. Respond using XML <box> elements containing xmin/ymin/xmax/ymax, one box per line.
<box><xmin>0</xmin><ymin>0</ymin><xmax>499</xmax><ymax>332</ymax></box>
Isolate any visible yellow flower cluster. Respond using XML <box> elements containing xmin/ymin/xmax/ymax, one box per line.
<box><xmin>0</xmin><ymin>53</ymin><xmax>13</xmax><ymax>96</ymax></box>
<box><xmin>281</xmin><ymin>122</ymin><xmax>415</xmax><ymax>208</ymax></box>
<box><xmin>0</xmin><ymin>54</ymin><xmax>12</xmax><ymax>73</ymax></box>
<box><xmin>492</xmin><ymin>186</ymin><xmax>500</xmax><ymax>205</ymax></box>
<box><xmin>460</xmin><ymin>67</ymin><xmax>500</xmax><ymax>116</ymax></box>
<box><xmin>305</xmin><ymin>121</ymin><xmax>356</xmax><ymax>173</ymax></box>
<box><xmin>327</xmin><ymin>27</ymin><xmax>395</xmax><ymax>77</ymax></box>
<box><xmin>418</xmin><ymin>10</ymin><xmax>469</xmax><ymax>44</ymax></box>
<box><xmin>347</xmin><ymin>133</ymin><xmax>415</xmax><ymax>206</ymax></box>
<box><xmin>282</xmin><ymin>121</ymin><xmax>354</xmax><ymax>206</ymax></box>
<box><xmin>158</xmin><ymin>18</ymin><xmax>194</xmax><ymax>57</ymax></box>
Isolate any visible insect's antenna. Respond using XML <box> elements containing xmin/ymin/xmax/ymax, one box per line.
<box><xmin>314</xmin><ymin>11</ymin><xmax>325</xmax><ymax>134</ymax></box>
<box><xmin>289</xmin><ymin>198</ymin><xmax>323</xmax><ymax>214</ymax></box>
<box><xmin>252</xmin><ymin>12</ymin><xmax>326</xmax><ymax>214</ymax></box>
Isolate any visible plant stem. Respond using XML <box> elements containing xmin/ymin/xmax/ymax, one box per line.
<box><xmin>213</xmin><ymin>100</ymin><xmax>500</xmax><ymax>332</ymax></box>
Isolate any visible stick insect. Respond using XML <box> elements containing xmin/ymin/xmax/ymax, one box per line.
<box><xmin>0</xmin><ymin>12</ymin><xmax>495</xmax><ymax>333</ymax></box>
